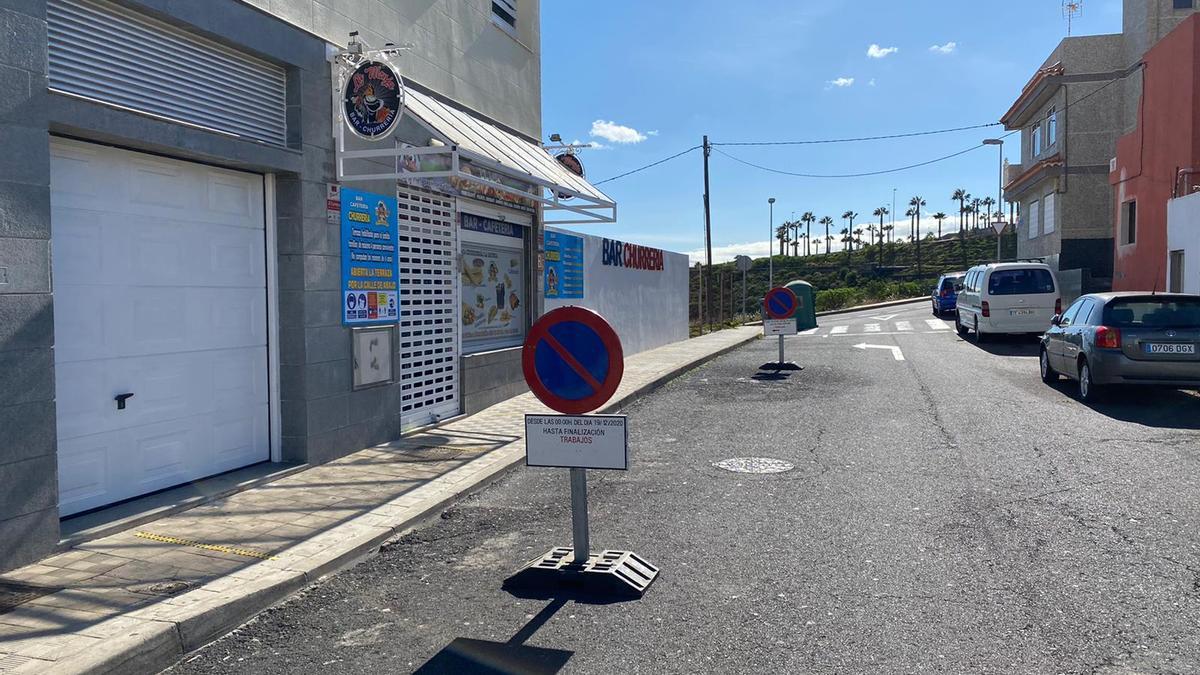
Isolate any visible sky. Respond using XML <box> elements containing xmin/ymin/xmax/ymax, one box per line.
<box><xmin>540</xmin><ymin>0</ymin><xmax>1124</xmax><ymax>262</ymax></box>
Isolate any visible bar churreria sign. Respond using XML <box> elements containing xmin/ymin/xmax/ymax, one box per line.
<box><xmin>340</xmin><ymin>187</ymin><xmax>399</xmax><ymax>325</ymax></box>
<box><xmin>342</xmin><ymin>61</ymin><xmax>403</xmax><ymax>140</ymax></box>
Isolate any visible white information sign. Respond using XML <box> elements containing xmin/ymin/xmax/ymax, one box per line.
<box><xmin>764</xmin><ymin>319</ymin><xmax>797</xmax><ymax>336</ymax></box>
<box><xmin>525</xmin><ymin>414</ymin><xmax>628</xmax><ymax>470</ymax></box>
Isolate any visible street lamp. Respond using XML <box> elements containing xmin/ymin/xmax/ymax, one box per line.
<box><xmin>983</xmin><ymin>138</ymin><xmax>1004</xmax><ymax>261</ymax></box>
<box><xmin>768</xmin><ymin>197</ymin><xmax>776</xmax><ymax>288</ymax></box>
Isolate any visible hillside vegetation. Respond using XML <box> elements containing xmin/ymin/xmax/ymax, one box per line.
<box><xmin>691</xmin><ymin>231</ymin><xmax>1017</xmax><ymax>321</ymax></box>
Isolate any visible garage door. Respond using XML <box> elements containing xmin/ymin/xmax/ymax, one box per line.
<box><xmin>50</xmin><ymin>139</ymin><xmax>270</xmax><ymax>516</ymax></box>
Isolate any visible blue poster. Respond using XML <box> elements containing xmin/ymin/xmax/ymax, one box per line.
<box><xmin>544</xmin><ymin>230</ymin><xmax>584</xmax><ymax>299</ymax></box>
<box><xmin>340</xmin><ymin>186</ymin><xmax>399</xmax><ymax>325</ymax></box>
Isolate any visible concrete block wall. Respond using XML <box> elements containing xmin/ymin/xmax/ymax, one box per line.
<box><xmin>0</xmin><ymin>0</ymin><xmax>59</xmax><ymax>570</ymax></box>
<box><xmin>239</xmin><ymin>0</ymin><xmax>542</xmax><ymax>140</ymax></box>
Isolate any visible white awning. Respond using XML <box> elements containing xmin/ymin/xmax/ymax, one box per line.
<box><xmin>336</xmin><ymin>87</ymin><xmax>616</xmax><ymax>224</ymax></box>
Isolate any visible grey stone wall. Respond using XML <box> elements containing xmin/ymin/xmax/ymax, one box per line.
<box><xmin>0</xmin><ymin>0</ymin><xmax>59</xmax><ymax>571</ymax></box>
<box><xmin>461</xmin><ymin>348</ymin><xmax>527</xmax><ymax>415</ymax></box>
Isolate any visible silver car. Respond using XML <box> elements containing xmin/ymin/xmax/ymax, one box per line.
<box><xmin>1040</xmin><ymin>292</ymin><xmax>1200</xmax><ymax>401</ymax></box>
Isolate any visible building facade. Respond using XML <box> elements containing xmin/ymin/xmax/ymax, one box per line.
<box><xmin>1111</xmin><ymin>14</ymin><xmax>1200</xmax><ymax>290</ymax></box>
<box><xmin>1000</xmin><ymin>0</ymin><xmax>1200</xmax><ymax>299</ymax></box>
<box><xmin>0</xmin><ymin>0</ymin><xmax>622</xmax><ymax>572</ymax></box>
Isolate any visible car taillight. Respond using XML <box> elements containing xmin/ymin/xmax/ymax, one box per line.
<box><xmin>1055</xmin><ymin>298</ymin><xmax>1062</xmax><ymax>315</ymax></box>
<box><xmin>981</xmin><ymin>301</ymin><xmax>990</xmax><ymax>317</ymax></box>
<box><xmin>1095</xmin><ymin>325</ymin><xmax>1121</xmax><ymax>349</ymax></box>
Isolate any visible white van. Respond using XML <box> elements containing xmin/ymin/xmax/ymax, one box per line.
<box><xmin>955</xmin><ymin>262</ymin><xmax>1061</xmax><ymax>341</ymax></box>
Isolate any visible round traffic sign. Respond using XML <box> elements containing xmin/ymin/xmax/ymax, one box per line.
<box><xmin>763</xmin><ymin>286</ymin><xmax>798</xmax><ymax>320</ymax></box>
<box><xmin>522</xmin><ymin>307</ymin><xmax>624</xmax><ymax>415</ymax></box>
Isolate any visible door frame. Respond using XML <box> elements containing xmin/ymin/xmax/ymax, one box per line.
<box><xmin>265</xmin><ymin>173</ymin><xmax>281</xmax><ymax>462</ymax></box>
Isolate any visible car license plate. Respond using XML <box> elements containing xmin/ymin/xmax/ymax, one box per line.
<box><xmin>1010</xmin><ymin>309</ymin><xmax>1035</xmax><ymax>316</ymax></box>
<box><xmin>1144</xmin><ymin>343</ymin><xmax>1196</xmax><ymax>354</ymax></box>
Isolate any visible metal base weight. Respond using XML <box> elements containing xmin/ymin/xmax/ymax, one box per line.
<box><xmin>759</xmin><ymin>362</ymin><xmax>802</xmax><ymax>371</ymax></box>
<box><xmin>504</xmin><ymin>547</ymin><xmax>659</xmax><ymax>600</ymax></box>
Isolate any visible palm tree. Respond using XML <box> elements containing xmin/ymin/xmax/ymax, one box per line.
<box><xmin>775</xmin><ymin>224</ymin><xmax>789</xmax><ymax>256</ymax></box>
<box><xmin>820</xmin><ymin>216</ymin><xmax>834</xmax><ymax>257</ymax></box>
<box><xmin>801</xmin><ymin>212</ymin><xmax>816</xmax><ymax>257</ymax></box>
<box><xmin>909</xmin><ymin>196</ymin><xmax>926</xmax><ymax>275</ymax></box>
<box><xmin>841</xmin><ymin>211</ymin><xmax>858</xmax><ymax>264</ymax></box>
<box><xmin>932</xmin><ymin>212</ymin><xmax>947</xmax><ymax>239</ymax></box>
<box><xmin>905</xmin><ymin>208</ymin><xmax>915</xmax><ymax>242</ymax></box>
<box><xmin>971</xmin><ymin>198</ymin><xmax>981</xmax><ymax>230</ymax></box>
<box><xmin>839</xmin><ymin>227</ymin><xmax>851</xmax><ymax>264</ymax></box>
<box><xmin>872</xmin><ymin>206</ymin><xmax>889</xmax><ymax>267</ymax></box>
<box><xmin>825</xmin><ymin>233</ymin><xmax>834</xmax><ymax>255</ymax></box>
<box><xmin>789</xmin><ymin>220</ymin><xmax>801</xmax><ymax>256</ymax></box>
<box><xmin>981</xmin><ymin>197</ymin><xmax>995</xmax><ymax>230</ymax></box>
<box><xmin>963</xmin><ymin>204</ymin><xmax>975</xmax><ymax>234</ymax></box>
<box><xmin>952</xmin><ymin>188</ymin><xmax>969</xmax><ymax>241</ymax></box>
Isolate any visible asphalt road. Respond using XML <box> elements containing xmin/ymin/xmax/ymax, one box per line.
<box><xmin>166</xmin><ymin>302</ymin><xmax>1200</xmax><ymax>674</ymax></box>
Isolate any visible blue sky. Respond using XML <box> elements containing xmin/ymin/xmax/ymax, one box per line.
<box><xmin>541</xmin><ymin>0</ymin><xmax>1123</xmax><ymax>261</ymax></box>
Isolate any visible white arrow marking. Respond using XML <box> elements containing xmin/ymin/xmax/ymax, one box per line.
<box><xmin>869</xmin><ymin>314</ymin><xmax>900</xmax><ymax>321</ymax></box>
<box><xmin>853</xmin><ymin>343</ymin><xmax>905</xmax><ymax>361</ymax></box>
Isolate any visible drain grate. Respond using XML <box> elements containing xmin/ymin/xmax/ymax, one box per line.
<box><xmin>0</xmin><ymin>580</ymin><xmax>63</xmax><ymax>615</ymax></box>
<box><xmin>713</xmin><ymin>457</ymin><xmax>795</xmax><ymax>474</ymax></box>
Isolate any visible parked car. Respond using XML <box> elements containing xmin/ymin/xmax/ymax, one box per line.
<box><xmin>932</xmin><ymin>272</ymin><xmax>965</xmax><ymax>316</ymax></box>
<box><xmin>1041</xmin><ymin>292</ymin><xmax>1200</xmax><ymax>401</ymax></box>
<box><xmin>956</xmin><ymin>262</ymin><xmax>1061</xmax><ymax>342</ymax></box>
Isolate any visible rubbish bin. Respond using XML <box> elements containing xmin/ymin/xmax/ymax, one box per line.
<box><xmin>785</xmin><ymin>280</ymin><xmax>817</xmax><ymax>331</ymax></box>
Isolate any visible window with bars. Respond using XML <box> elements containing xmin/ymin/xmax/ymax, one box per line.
<box><xmin>492</xmin><ymin>0</ymin><xmax>517</xmax><ymax>36</ymax></box>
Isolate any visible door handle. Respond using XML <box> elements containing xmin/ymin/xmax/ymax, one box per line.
<box><xmin>114</xmin><ymin>393</ymin><xmax>134</xmax><ymax>410</ymax></box>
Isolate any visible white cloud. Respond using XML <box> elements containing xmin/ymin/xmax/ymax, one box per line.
<box><xmin>590</xmin><ymin>120</ymin><xmax>648</xmax><ymax>144</ymax></box>
<box><xmin>686</xmin><ymin>240</ymin><xmax>772</xmax><ymax>264</ymax></box>
<box><xmin>828</xmin><ymin>77</ymin><xmax>855</xmax><ymax>88</ymax></box>
<box><xmin>646</xmin><ymin>130</ymin><xmax>660</xmax><ymax>137</ymax></box>
<box><xmin>929</xmin><ymin>41</ymin><xmax>957</xmax><ymax>54</ymax></box>
<box><xmin>868</xmin><ymin>78</ymin><xmax>877</xmax><ymax>87</ymax></box>
<box><xmin>571</xmin><ymin>138</ymin><xmax>608</xmax><ymax>151</ymax></box>
<box><xmin>867</xmin><ymin>44</ymin><xmax>899</xmax><ymax>59</ymax></box>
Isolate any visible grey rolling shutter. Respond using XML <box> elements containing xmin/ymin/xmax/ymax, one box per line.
<box><xmin>47</xmin><ymin>0</ymin><xmax>287</xmax><ymax>147</ymax></box>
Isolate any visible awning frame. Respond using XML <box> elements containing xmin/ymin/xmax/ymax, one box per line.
<box><xmin>336</xmin><ymin>115</ymin><xmax>617</xmax><ymax>225</ymax></box>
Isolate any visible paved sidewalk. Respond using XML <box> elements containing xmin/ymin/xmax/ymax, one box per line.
<box><xmin>0</xmin><ymin>328</ymin><xmax>757</xmax><ymax>675</ymax></box>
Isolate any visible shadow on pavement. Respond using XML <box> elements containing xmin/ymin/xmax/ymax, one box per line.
<box><xmin>415</xmin><ymin>598</ymin><xmax>573</xmax><ymax>674</ymax></box>
<box><xmin>751</xmin><ymin>371</ymin><xmax>794</xmax><ymax>382</ymax></box>
<box><xmin>1046</xmin><ymin>383</ymin><xmax>1200</xmax><ymax>429</ymax></box>
<box><xmin>961</xmin><ymin>333</ymin><xmax>1042</xmax><ymax>357</ymax></box>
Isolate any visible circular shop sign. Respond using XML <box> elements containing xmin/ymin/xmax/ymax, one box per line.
<box><xmin>763</xmin><ymin>286</ymin><xmax>799</xmax><ymax>320</ymax></box>
<box><xmin>342</xmin><ymin>61</ymin><xmax>404</xmax><ymax>140</ymax></box>
<box><xmin>554</xmin><ymin>152</ymin><xmax>584</xmax><ymax>201</ymax></box>
<box><xmin>522</xmin><ymin>306</ymin><xmax>624</xmax><ymax>415</ymax></box>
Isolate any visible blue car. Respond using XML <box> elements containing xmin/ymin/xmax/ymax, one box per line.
<box><xmin>932</xmin><ymin>272</ymin><xmax>965</xmax><ymax>316</ymax></box>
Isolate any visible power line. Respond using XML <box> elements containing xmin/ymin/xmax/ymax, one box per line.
<box><xmin>593</xmin><ymin>145</ymin><xmax>701</xmax><ymax>185</ymax></box>
<box><xmin>711</xmin><ymin>122</ymin><xmax>1003</xmax><ymax>147</ymax></box>
<box><xmin>713</xmin><ymin>130</ymin><xmax>1018</xmax><ymax>179</ymax></box>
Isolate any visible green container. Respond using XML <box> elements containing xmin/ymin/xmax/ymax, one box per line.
<box><xmin>785</xmin><ymin>280</ymin><xmax>818</xmax><ymax>331</ymax></box>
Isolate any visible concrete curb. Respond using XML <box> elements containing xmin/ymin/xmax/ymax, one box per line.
<box><xmin>52</xmin><ymin>329</ymin><xmax>760</xmax><ymax>675</ymax></box>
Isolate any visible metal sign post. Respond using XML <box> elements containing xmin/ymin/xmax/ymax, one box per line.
<box><xmin>761</xmin><ymin>287</ymin><xmax>801</xmax><ymax>372</ymax></box>
<box><xmin>508</xmin><ymin>307</ymin><xmax>659</xmax><ymax>599</ymax></box>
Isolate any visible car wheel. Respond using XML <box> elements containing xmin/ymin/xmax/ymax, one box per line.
<box><xmin>1077</xmin><ymin>360</ymin><xmax>1102</xmax><ymax>402</ymax></box>
<box><xmin>973</xmin><ymin>318</ymin><xmax>987</xmax><ymax>343</ymax></box>
<box><xmin>955</xmin><ymin>312</ymin><xmax>968</xmax><ymax>337</ymax></box>
<box><xmin>1040</xmin><ymin>348</ymin><xmax>1059</xmax><ymax>383</ymax></box>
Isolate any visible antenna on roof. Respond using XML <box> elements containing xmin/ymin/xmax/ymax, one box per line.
<box><xmin>1063</xmin><ymin>0</ymin><xmax>1083</xmax><ymax>36</ymax></box>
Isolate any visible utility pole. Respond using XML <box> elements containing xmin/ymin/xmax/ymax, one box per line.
<box><xmin>703</xmin><ymin>135</ymin><xmax>713</xmax><ymax>334</ymax></box>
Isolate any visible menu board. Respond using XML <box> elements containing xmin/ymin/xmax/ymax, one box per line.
<box><xmin>460</xmin><ymin>242</ymin><xmax>523</xmax><ymax>344</ymax></box>
<box><xmin>544</xmin><ymin>230</ymin><xmax>584</xmax><ymax>299</ymax></box>
<box><xmin>340</xmin><ymin>187</ymin><xmax>399</xmax><ymax>325</ymax></box>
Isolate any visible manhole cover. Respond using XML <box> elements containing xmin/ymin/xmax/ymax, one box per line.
<box><xmin>713</xmin><ymin>457</ymin><xmax>795</xmax><ymax>474</ymax></box>
<box><xmin>130</xmin><ymin>581</ymin><xmax>193</xmax><ymax>596</ymax></box>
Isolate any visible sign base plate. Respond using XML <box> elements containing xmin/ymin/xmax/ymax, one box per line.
<box><xmin>759</xmin><ymin>361</ymin><xmax>803</xmax><ymax>372</ymax></box>
<box><xmin>504</xmin><ymin>547</ymin><xmax>659</xmax><ymax>600</ymax></box>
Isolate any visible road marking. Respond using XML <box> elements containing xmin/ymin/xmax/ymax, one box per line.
<box><xmin>133</xmin><ymin>531</ymin><xmax>277</xmax><ymax>560</ymax></box>
<box><xmin>925</xmin><ymin>319</ymin><xmax>950</xmax><ymax>331</ymax></box>
<box><xmin>799</xmin><ymin>327</ymin><xmax>820</xmax><ymax>335</ymax></box>
<box><xmin>830</xmin><ymin>325</ymin><xmax>849</xmax><ymax>335</ymax></box>
<box><xmin>864</xmin><ymin>323</ymin><xmax>882</xmax><ymax>333</ymax></box>
<box><xmin>853</xmin><ymin>343</ymin><xmax>905</xmax><ymax>361</ymax></box>
<box><xmin>869</xmin><ymin>314</ymin><xmax>899</xmax><ymax>321</ymax></box>
<box><xmin>895</xmin><ymin>320</ymin><xmax>913</xmax><ymax>331</ymax></box>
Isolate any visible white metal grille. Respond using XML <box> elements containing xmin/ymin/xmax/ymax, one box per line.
<box><xmin>397</xmin><ymin>186</ymin><xmax>460</xmax><ymax>429</ymax></box>
<box><xmin>47</xmin><ymin>0</ymin><xmax>287</xmax><ymax>147</ymax></box>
